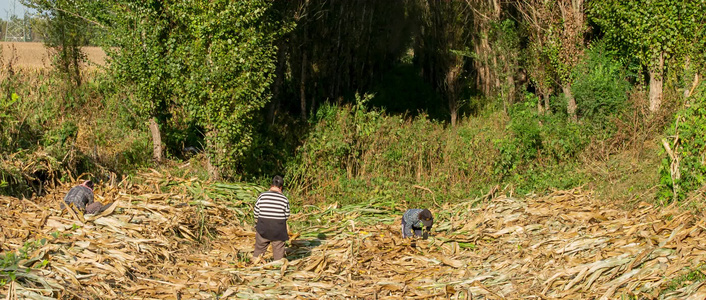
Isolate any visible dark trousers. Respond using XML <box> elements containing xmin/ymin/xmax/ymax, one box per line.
<box><xmin>253</xmin><ymin>231</ymin><xmax>286</xmax><ymax>260</ymax></box>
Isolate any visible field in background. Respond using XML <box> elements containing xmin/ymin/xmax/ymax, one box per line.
<box><xmin>0</xmin><ymin>42</ymin><xmax>106</xmax><ymax>68</ymax></box>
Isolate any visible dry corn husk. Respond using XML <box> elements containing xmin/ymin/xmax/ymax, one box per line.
<box><xmin>1</xmin><ymin>175</ymin><xmax>705</xmax><ymax>299</ymax></box>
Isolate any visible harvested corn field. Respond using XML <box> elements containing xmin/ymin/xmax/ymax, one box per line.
<box><xmin>0</xmin><ymin>42</ymin><xmax>106</xmax><ymax>68</ymax></box>
<box><xmin>1</xmin><ymin>171</ymin><xmax>705</xmax><ymax>299</ymax></box>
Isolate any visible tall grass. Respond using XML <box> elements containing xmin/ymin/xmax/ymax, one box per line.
<box><xmin>0</xmin><ymin>66</ymin><xmax>152</xmax><ymax>196</ymax></box>
<box><xmin>286</xmin><ymin>86</ymin><xmax>666</xmax><ymax>207</ymax></box>
<box><xmin>287</xmin><ymin>94</ymin><xmax>505</xmax><ymax>207</ymax></box>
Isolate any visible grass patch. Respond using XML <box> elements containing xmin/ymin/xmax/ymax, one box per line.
<box><xmin>664</xmin><ymin>264</ymin><xmax>706</xmax><ymax>294</ymax></box>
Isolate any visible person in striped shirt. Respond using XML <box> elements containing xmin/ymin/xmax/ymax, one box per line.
<box><xmin>253</xmin><ymin>175</ymin><xmax>290</xmax><ymax>261</ymax></box>
<box><xmin>402</xmin><ymin>208</ymin><xmax>434</xmax><ymax>239</ymax></box>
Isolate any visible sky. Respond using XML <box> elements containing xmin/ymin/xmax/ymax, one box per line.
<box><xmin>0</xmin><ymin>0</ymin><xmax>35</xmax><ymax>20</ymax></box>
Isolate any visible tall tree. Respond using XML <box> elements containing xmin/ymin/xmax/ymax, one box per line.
<box><xmin>466</xmin><ymin>0</ymin><xmax>521</xmax><ymax>112</ymax></box>
<box><xmin>23</xmin><ymin>0</ymin><xmax>91</xmax><ymax>86</ymax></box>
<box><xmin>170</xmin><ymin>0</ymin><xmax>288</xmax><ymax>178</ymax></box>
<box><xmin>106</xmin><ymin>1</ymin><xmax>176</xmax><ymax>164</ymax></box>
<box><xmin>681</xmin><ymin>1</ymin><xmax>706</xmax><ymax>99</ymax></box>
<box><xmin>589</xmin><ymin>0</ymin><xmax>699</xmax><ymax>112</ymax></box>
<box><xmin>29</xmin><ymin>0</ymin><xmax>288</xmax><ymax>177</ymax></box>
<box><xmin>519</xmin><ymin>0</ymin><xmax>586</xmax><ymax>121</ymax></box>
<box><xmin>413</xmin><ymin>0</ymin><xmax>473</xmax><ymax>125</ymax></box>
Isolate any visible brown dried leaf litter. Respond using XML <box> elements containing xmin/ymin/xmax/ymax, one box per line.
<box><xmin>2</xmin><ymin>174</ymin><xmax>706</xmax><ymax>299</ymax></box>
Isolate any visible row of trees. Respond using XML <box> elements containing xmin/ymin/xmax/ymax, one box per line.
<box><xmin>20</xmin><ymin>0</ymin><xmax>706</xmax><ymax>179</ymax></box>
<box><xmin>268</xmin><ymin>0</ymin><xmax>706</xmax><ymax>125</ymax></box>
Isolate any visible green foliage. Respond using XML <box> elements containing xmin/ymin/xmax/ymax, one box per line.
<box><xmin>288</xmin><ymin>93</ymin><xmax>383</xmax><ymax>191</ymax></box>
<box><xmin>664</xmin><ymin>264</ymin><xmax>706</xmax><ymax>293</ymax></box>
<box><xmin>287</xmin><ymin>93</ymin><xmax>504</xmax><ymax>207</ymax></box>
<box><xmin>104</xmin><ymin>0</ymin><xmax>175</xmax><ymax>120</ymax></box>
<box><xmin>659</xmin><ymin>85</ymin><xmax>706</xmax><ymax>202</ymax></box>
<box><xmin>170</xmin><ymin>0</ymin><xmax>290</xmax><ymax>176</ymax></box>
<box><xmin>0</xmin><ymin>239</ymin><xmax>49</xmax><ymax>287</ymax></box>
<box><xmin>493</xmin><ymin>99</ymin><xmax>590</xmax><ymax>192</ymax></box>
<box><xmin>588</xmin><ymin>0</ymin><xmax>703</xmax><ymax>71</ymax></box>
<box><xmin>571</xmin><ymin>41</ymin><xmax>632</xmax><ymax>125</ymax></box>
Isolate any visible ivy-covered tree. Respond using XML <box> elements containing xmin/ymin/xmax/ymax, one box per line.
<box><xmin>519</xmin><ymin>0</ymin><xmax>586</xmax><ymax>121</ymax></box>
<box><xmin>682</xmin><ymin>2</ymin><xmax>706</xmax><ymax>98</ymax></box>
<box><xmin>26</xmin><ymin>0</ymin><xmax>288</xmax><ymax>178</ymax></box>
<box><xmin>106</xmin><ymin>1</ymin><xmax>178</xmax><ymax>164</ymax></box>
<box><xmin>589</xmin><ymin>0</ymin><xmax>702</xmax><ymax>112</ymax></box>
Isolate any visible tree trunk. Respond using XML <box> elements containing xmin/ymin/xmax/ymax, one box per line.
<box><xmin>148</xmin><ymin>117</ymin><xmax>163</xmax><ymax>163</ymax></box>
<box><xmin>564</xmin><ymin>83</ymin><xmax>577</xmax><ymax>122</ymax></box>
<box><xmin>300</xmin><ymin>47</ymin><xmax>308</xmax><ymax>121</ymax></box>
<box><xmin>649</xmin><ymin>52</ymin><xmax>664</xmax><ymax>112</ymax></box>
<box><xmin>537</xmin><ymin>94</ymin><xmax>545</xmax><ymax>115</ymax></box>
<box><xmin>685</xmin><ymin>72</ymin><xmax>699</xmax><ymax>99</ymax></box>
<box><xmin>506</xmin><ymin>74</ymin><xmax>515</xmax><ymax>107</ymax></box>
<box><xmin>544</xmin><ymin>89</ymin><xmax>551</xmax><ymax>114</ymax></box>
<box><xmin>449</xmin><ymin>95</ymin><xmax>458</xmax><ymax>126</ymax></box>
<box><xmin>205</xmin><ymin>129</ymin><xmax>220</xmax><ymax>180</ymax></box>
<box><xmin>267</xmin><ymin>42</ymin><xmax>287</xmax><ymax>125</ymax></box>
<box><xmin>447</xmin><ymin>60</ymin><xmax>462</xmax><ymax>126</ymax></box>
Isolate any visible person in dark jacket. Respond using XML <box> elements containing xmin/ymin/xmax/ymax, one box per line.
<box><xmin>62</xmin><ymin>180</ymin><xmax>94</xmax><ymax>211</ymax></box>
<box><xmin>62</xmin><ymin>180</ymin><xmax>111</xmax><ymax>215</ymax></box>
<box><xmin>402</xmin><ymin>208</ymin><xmax>434</xmax><ymax>239</ymax></box>
<box><xmin>253</xmin><ymin>175</ymin><xmax>290</xmax><ymax>261</ymax></box>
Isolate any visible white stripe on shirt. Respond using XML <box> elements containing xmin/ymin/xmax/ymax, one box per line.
<box><xmin>254</xmin><ymin>191</ymin><xmax>290</xmax><ymax>220</ymax></box>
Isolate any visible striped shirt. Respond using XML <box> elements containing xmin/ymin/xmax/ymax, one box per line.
<box><xmin>254</xmin><ymin>191</ymin><xmax>290</xmax><ymax>220</ymax></box>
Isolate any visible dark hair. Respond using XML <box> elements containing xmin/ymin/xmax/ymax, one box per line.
<box><xmin>272</xmin><ymin>175</ymin><xmax>284</xmax><ymax>188</ymax></box>
<box><xmin>84</xmin><ymin>180</ymin><xmax>94</xmax><ymax>189</ymax></box>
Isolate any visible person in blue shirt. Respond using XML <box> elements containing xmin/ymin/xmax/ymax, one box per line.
<box><xmin>402</xmin><ymin>208</ymin><xmax>434</xmax><ymax>239</ymax></box>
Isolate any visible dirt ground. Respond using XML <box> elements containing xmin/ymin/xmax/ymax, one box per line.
<box><xmin>0</xmin><ymin>42</ymin><xmax>106</xmax><ymax>68</ymax></box>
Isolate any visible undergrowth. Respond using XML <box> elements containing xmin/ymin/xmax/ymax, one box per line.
<box><xmin>0</xmin><ymin>68</ymin><xmax>152</xmax><ymax>196</ymax></box>
<box><xmin>0</xmin><ymin>239</ymin><xmax>50</xmax><ymax>287</ymax></box>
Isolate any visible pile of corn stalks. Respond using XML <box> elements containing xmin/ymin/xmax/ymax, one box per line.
<box><xmin>1</xmin><ymin>171</ymin><xmax>706</xmax><ymax>299</ymax></box>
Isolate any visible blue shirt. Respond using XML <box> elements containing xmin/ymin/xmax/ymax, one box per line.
<box><xmin>402</xmin><ymin>209</ymin><xmax>428</xmax><ymax>237</ymax></box>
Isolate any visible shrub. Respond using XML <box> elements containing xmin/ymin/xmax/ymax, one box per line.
<box><xmin>287</xmin><ymin>93</ymin><xmax>503</xmax><ymax>207</ymax></box>
<box><xmin>493</xmin><ymin>98</ymin><xmax>591</xmax><ymax>191</ymax></box>
<box><xmin>659</xmin><ymin>85</ymin><xmax>706</xmax><ymax>203</ymax></box>
<box><xmin>572</xmin><ymin>41</ymin><xmax>632</xmax><ymax>127</ymax></box>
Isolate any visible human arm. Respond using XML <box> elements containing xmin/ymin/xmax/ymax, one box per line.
<box><xmin>254</xmin><ymin>196</ymin><xmax>261</xmax><ymax>220</ymax></box>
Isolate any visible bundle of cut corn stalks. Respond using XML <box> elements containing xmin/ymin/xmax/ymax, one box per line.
<box><xmin>1</xmin><ymin>172</ymin><xmax>705</xmax><ymax>299</ymax></box>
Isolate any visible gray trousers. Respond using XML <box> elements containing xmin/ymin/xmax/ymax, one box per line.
<box><xmin>253</xmin><ymin>231</ymin><xmax>286</xmax><ymax>260</ymax></box>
